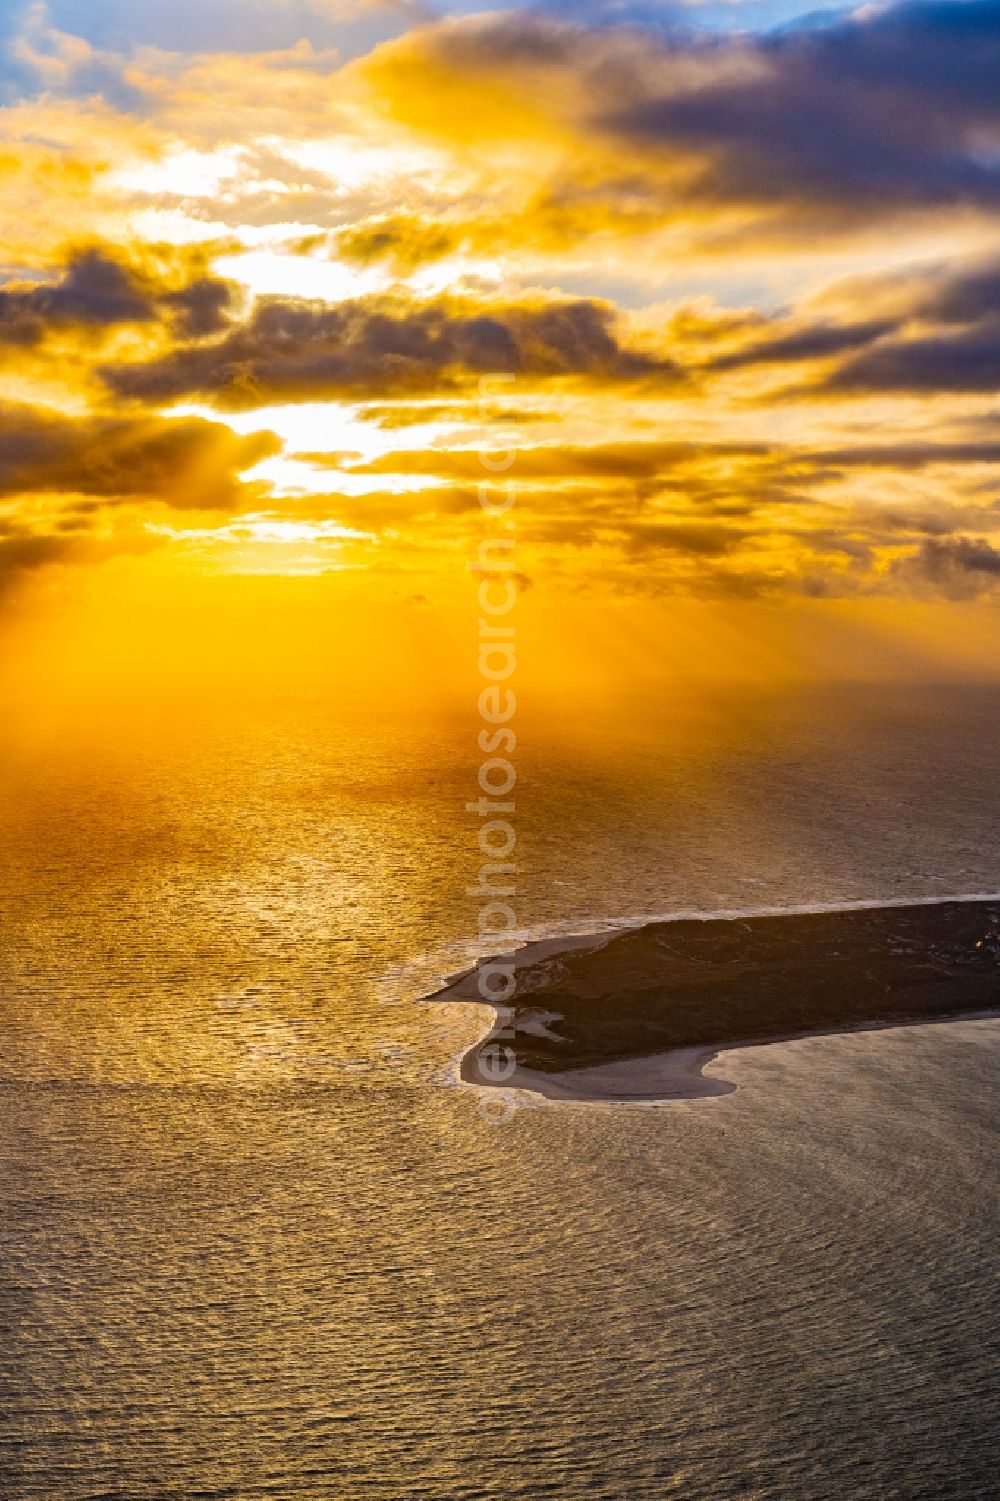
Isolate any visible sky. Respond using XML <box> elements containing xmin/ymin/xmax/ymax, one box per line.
<box><xmin>2</xmin><ymin>0</ymin><xmax>1000</xmax><ymax>713</ymax></box>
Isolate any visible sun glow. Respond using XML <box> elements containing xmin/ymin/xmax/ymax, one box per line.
<box><xmin>281</xmin><ymin>135</ymin><xmax>452</xmax><ymax>196</ymax></box>
<box><xmin>111</xmin><ymin>145</ymin><xmax>250</xmax><ymax>198</ymax></box>
<box><xmin>213</xmin><ymin>249</ymin><xmax>383</xmax><ymax>302</ymax></box>
<box><xmin>243</xmin><ymin>454</ymin><xmax>446</xmax><ymax>497</ymax></box>
<box><xmin>166</xmin><ymin>402</ymin><xmax>461</xmax><ymax>497</ymax></box>
<box><xmin>0</xmin><ymin>0</ymin><xmax>997</xmax><ymax>697</ymax></box>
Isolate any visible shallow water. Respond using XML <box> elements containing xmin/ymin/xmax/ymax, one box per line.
<box><xmin>1</xmin><ymin>684</ymin><xmax>998</xmax><ymax>1498</ymax></box>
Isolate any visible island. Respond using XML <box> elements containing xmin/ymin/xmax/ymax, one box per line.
<box><xmin>428</xmin><ymin>898</ymin><xmax>1000</xmax><ymax>1103</ymax></box>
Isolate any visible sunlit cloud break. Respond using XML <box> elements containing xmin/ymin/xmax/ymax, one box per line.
<box><xmin>1</xmin><ymin>0</ymin><xmax>1000</xmax><ymax>645</ymax></box>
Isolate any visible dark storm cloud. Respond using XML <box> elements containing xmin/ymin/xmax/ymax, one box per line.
<box><xmin>0</xmin><ymin>249</ymin><xmax>152</xmax><ymax>344</ymax></box>
<box><xmin>921</xmin><ymin>263</ymin><xmax>1000</xmax><ymax>323</ymax></box>
<box><xmin>807</xmin><ymin>442</ymin><xmax>1000</xmax><ymax>470</ymax></box>
<box><xmin>893</xmin><ymin>534</ymin><xmax>1000</xmax><ymax>596</ymax></box>
<box><xmin>423</xmin><ymin>2</ymin><xmax>1000</xmax><ymax>225</ymax></box>
<box><xmin>340</xmin><ymin>435</ymin><xmax>1000</xmax><ymax>527</ymax></box>
<box><xmin>918</xmin><ymin>536</ymin><xmax>1000</xmax><ymax>574</ymax></box>
<box><xmin>708</xmin><ymin>320</ymin><xmax>896</xmax><ymax>372</ymax></box>
<box><xmin>826</xmin><ymin>326</ymin><xmax>1000</xmax><ymax>393</ymax></box>
<box><xmin>604</xmin><ymin>0</ymin><xmax>1000</xmax><ymax>213</ymax></box>
<box><xmin>0</xmin><ymin>530</ymin><xmax>78</xmax><ymax>596</ymax></box>
<box><xmin>0</xmin><ymin>249</ymin><xmax>234</xmax><ymax>346</ymax></box>
<box><xmin>160</xmin><ymin>277</ymin><xmax>235</xmax><ymax>339</ymax></box>
<box><xmin>102</xmin><ymin>293</ymin><xmax>681</xmax><ymax>406</ymax></box>
<box><xmin>0</xmin><ymin>402</ymin><xmax>277</xmax><ymax>507</ymax></box>
<box><xmin>712</xmin><ymin>254</ymin><xmax>1000</xmax><ymax>393</ymax></box>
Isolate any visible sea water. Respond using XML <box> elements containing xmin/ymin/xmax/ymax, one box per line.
<box><xmin>1</xmin><ymin>684</ymin><xmax>997</xmax><ymax>1498</ymax></box>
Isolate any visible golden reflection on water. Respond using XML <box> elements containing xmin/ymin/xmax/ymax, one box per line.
<box><xmin>1</xmin><ymin>684</ymin><xmax>1000</xmax><ymax>1091</ymax></box>
<box><xmin>1</xmin><ymin>688</ymin><xmax>1000</xmax><ymax>1496</ymax></box>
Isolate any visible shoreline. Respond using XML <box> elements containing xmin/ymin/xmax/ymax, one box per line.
<box><xmin>453</xmin><ymin>1000</ymin><xmax>1000</xmax><ymax>1108</ymax></box>
<box><xmin>426</xmin><ymin>894</ymin><xmax>1000</xmax><ymax>1107</ymax></box>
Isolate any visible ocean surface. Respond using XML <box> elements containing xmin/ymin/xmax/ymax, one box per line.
<box><xmin>1</xmin><ymin>682</ymin><xmax>998</xmax><ymax>1499</ymax></box>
